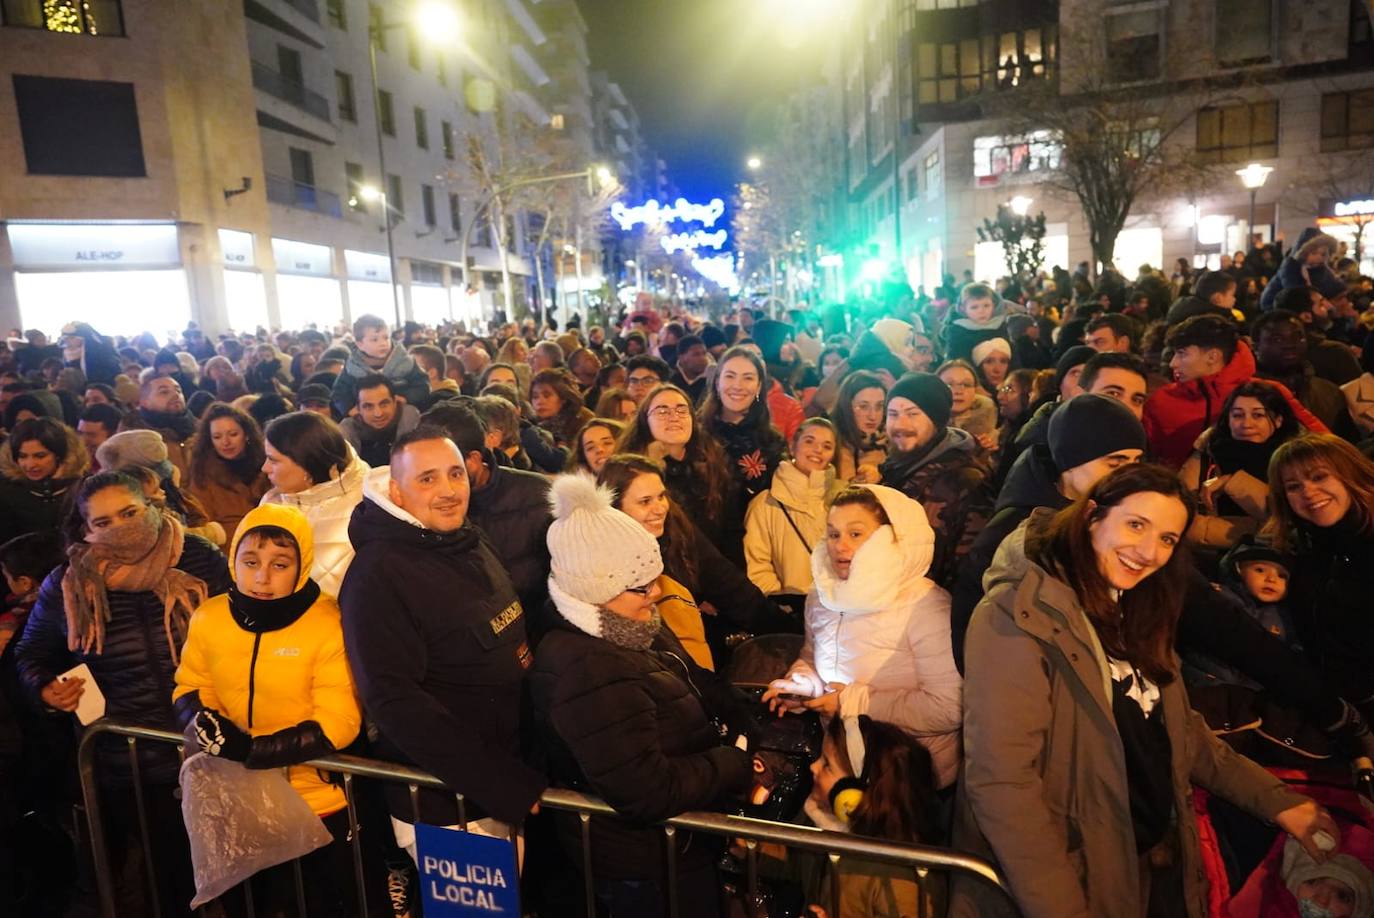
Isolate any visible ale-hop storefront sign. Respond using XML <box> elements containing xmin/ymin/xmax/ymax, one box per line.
<box><xmin>8</xmin><ymin>222</ymin><xmax>181</xmax><ymax>269</ymax></box>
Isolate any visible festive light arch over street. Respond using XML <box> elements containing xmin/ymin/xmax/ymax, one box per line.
<box><xmin>610</xmin><ymin>196</ymin><xmax>727</xmax><ymax>231</ymax></box>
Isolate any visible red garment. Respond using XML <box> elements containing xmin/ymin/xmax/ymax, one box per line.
<box><xmin>1145</xmin><ymin>341</ymin><xmax>1258</xmax><ymax>468</ymax></box>
<box><xmin>766</xmin><ymin>379</ymin><xmax>804</xmax><ymax>441</ymax></box>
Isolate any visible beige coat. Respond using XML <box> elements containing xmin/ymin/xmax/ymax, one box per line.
<box><xmin>950</xmin><ymin>512</ymin><xmax>1306</xmax><ymax>918</ymax></box>
<box><xmin>742</xmin><ymin>461</ymin><xmax>841</xmax><ymax>595</ymax></box>
<box><xmin>1341</xmin><ymin>372</ymin><xmax>1374</xmax><ymax>436</ymax></box>
<box><xmin>1178</xmin><ymin>429</ymin><xmax>1271</xmax><ymax>549</ymax></box>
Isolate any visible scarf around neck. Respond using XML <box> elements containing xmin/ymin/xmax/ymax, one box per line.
<box><xmin>547</xmin><ymin>575</ymin><xmax>664</xmax><ymax>650</ymax></box>
<box><xmin>228</xmin><ymin>580</ymin><xmax>321</xmax><ymax>633</ymax></box>
<box><xmin>139</xmin><ymin>407</ymin><xmax>197</xmax><ymax>441</ymax></box>
<box><xmin>62</xmin><ymin>506</ymin><xmax>208</xmax><ymax>663</ymax></box>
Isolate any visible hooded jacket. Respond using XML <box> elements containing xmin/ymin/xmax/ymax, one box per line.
<box><xmin>0</xmin><ymin>424</ymin><xmax>90</xmax><ymax>545</ymax></box>
<box><xmin>258</xmin><ymin>447</ymin><xmax>368</xmax><ymax>598</ymax></box>
<box><xmin>1143</xmin><ymin>340</ymin><xmax>1257</xmax><ymax>469</ymax></box>
<box><xmin>1259</xmin><ymin>229</ymin><xmax>1343</xmax><ymax>311</ymax></box>
<box><xmin>329</xmin><ymin>342</ymin><xmax>431</xmax><ymax>419</ymax></box>
<box><xmin>949</xmin><ymin>513</ymin><xmax>1306</xmax><ymax>918</ymax></box>
<box><xmin>60</xmin><ymin>322</ymin><xmax>121</xmax><ymax>386</ymax></box>
<box><xmin>743</xmin><ymin>460</ymin><xmax>842</xmax><ymax>596</ymax></box>
<box><xmin>879</xmin><ymin>427</ymin><xmax>993</xmax><ymax>587</ymax></box>
<box><xmin>172</xmin><ymin>505</ymin><xmax>361</xmax><ymax>816</ymax></box>
<box><xmin>338</xmin><ymin>467</ymin><xmax>546</xmax><ymax>826</ymax></box>
<box><xmin>339</xmin><ymin>403</ymin><xmax>421</xmax><ymax>469</ymax></box>
<box><xmin>783</xmin><ymin>485</ymin><xmax>963</xmax><ymax>787</ymax></box>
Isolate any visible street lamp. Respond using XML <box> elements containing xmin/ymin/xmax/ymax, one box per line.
<box><xmin>746</xmin><ymin>156</ymin><xmax>763</xmax><ymax>171</ymax></box>
<box><xmin>368</xmin><ymin>2</ymin><xmax>462</xmax><ymax>328</ymax></box>
<box><xmin>1236</xmin><ymin>162</ymin><xmax>1273</xmax><ymax>253</ymax></box>
<box><xmin>1009</xmin><ymin>195</ymin><xmax>1033</xmax><ymax>217</ymax></box>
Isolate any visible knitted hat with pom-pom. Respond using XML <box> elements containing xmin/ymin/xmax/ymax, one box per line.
<box><xmin>546</xmin><ymin>472</ymin><xmax>663</xmax><ymax>613</ymax></box>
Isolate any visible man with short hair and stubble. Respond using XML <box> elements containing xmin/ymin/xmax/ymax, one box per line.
<box><xmin>1083</xmin><ymin>313</ymin><xmax>1139</xmax><ymax>354</ymax></box>
<box><xmin>137</xmin><ymin>375</ymin><xmax>198</xmax><ymax>481</ymax></box>
<box><xmin>339</xmin><ymin>426</ymin><xmax>547</xmax><ymax>866</ymax></box>
<box><xmin>1143</xmin><ymin>315</ymin><xmax>1253</xmax><ymax>467</ymax></box>
<box><xmin>1078</xmin><ymin>352</ymin><xmax>1151</xmax><ymax>420</ymax></box>
<box><xmin>624</xmin><ymin>354</ymin><xmax>672</xmax><ymax>405</ymax></box>
<box><xmin>339</xmin><ymin>373</ymin><xmax>420</xmax><ymax>468</ymax></box>
<box><xmin>78</xmin><ymin>403</ymin><xmax>124</xmax><ymax>461</ymax></box>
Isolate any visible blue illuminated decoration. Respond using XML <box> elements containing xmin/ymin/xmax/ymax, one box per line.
<box><xmin>661</xmin><ymin>229</ymin><xmax>728</xmax><ymax>254</ymax></box>
<box><xmin>610</xmin><ymin>197</ymin><xmax>726</xmax><ymax>231</ymax></box>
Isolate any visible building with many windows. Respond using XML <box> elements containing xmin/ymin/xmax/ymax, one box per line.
<box><xmin>0</xmin><ymin>0</ymin><xmax>608</xmax><ymax>336</ymax></box>
<box><xmin>818</xmin><ymin>0</ymin><xmax>1374</xmax><ymax>297</ymax></box>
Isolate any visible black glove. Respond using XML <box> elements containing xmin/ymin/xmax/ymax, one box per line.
<box><xmin>194</xmin><ymin>709</ymin><xmax>251</xmax><ymax>762</ymax></box>
<box><xmin>244</xmin><ymin>720</ymin><xmax>335</xmax><ymax>770</ymax></box>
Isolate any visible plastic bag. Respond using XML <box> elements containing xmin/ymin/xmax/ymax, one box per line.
<box><xmin>179</xmin><ymin>751</ymin><xmax>333</xmax><ymax>907</ymax></box>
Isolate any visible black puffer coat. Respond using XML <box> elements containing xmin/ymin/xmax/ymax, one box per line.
<box><xmin>14</xmin><ymin>535</ymin><xmax>229</xmax><ymax>785</ymax></box>
<box><xmin>529</xmin><ymin>617</ymin><xmax>754</xmax><ymax>879</ymax></box>
<box><xmin>467</xmin><ymin>459</ymin><xmax>553</xmax><ymax>637</ymax></box>
<box><xmin>339</xmin><ymin>483</ymin><xmax>547</xmax><ymax>827</ymax></box>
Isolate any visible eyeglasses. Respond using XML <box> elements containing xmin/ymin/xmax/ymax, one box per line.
<box><xmin>627</xmin><ymin>375</ymin><xmax>659</xmax><ymax>387</ymax></box>
<box><xmin>625</xmin><ymin>582</ymin><xmax>654</xmax><ymax>595</ymax></box>
<box><xmin>945</xmin><ymin>381</ymin><xmax>975</xmax><ymax>390</ymax></box>
<box><xmin>649</xmin><ymin>404</ymin><xmax>692</xmax><ymax>419</ymax></box>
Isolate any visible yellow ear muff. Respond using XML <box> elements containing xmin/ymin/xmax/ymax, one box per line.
<box><xmin>829</xmin><ymin>777</ymin><xmax>866</xmax><ymax>822</ymax></box>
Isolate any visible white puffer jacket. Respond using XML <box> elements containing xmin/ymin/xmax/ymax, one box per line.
<box><xmin>743</xmin><ymin>460</ymin><xmax>842</xmax><ymax>596</ymax></box>
<box><xmin>259</xmin><ymin>449</ymin><xmax>369</xmax><ymax>598</ymax></box>
<box><xmin>783</xmin><ymin>484</ymin><xmax>964</xmax><ymax>787</ymax></box>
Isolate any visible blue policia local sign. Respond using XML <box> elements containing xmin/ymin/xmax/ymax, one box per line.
<box><xmin>414</xmin><ymin>823</ymin><xmax>520</xmax><ymax>915</ymax></box>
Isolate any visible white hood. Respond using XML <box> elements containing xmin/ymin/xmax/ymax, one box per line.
<box><xmin>810</xmin><ymin>483</ymin><xmax>935</xmax><ymax>614</ymax></box>
<box><xmin>361</xmin><ymin>464</ymin><xmax>427</xmax><ymax>528</ymax></box>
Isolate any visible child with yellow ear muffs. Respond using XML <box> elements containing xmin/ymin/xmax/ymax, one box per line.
<box><xmin>802</xmin><ymin>714</ymin><xmax>947</xmax><ymax>918</ymax></box>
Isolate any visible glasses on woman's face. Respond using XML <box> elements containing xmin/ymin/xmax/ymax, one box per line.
<box><xmin>944</xmin><ymin>380</ymin><xmax>974</xmax><ymax>391</ymax></box>
<box><xmin>649</xmin><ymin>404</ymin><xmax>692</xmax><ymax>419</ymax></box>
<box><xmin>998</xmin><ymin>383</ymin><xmax>1018</xmax><ymax>394</ymax></box>
<box><xmin>625</xmin><ymin>582</ymin><xmax>654</xmax><ymax>595</ymax></box>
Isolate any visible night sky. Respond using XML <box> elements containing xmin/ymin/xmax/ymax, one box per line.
<box><xmin>578</xmin><ymin>0</ymin><xmax>828</xmax><ymax>204</ymax></box>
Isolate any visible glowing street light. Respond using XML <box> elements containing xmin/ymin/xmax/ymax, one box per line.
<box><xmin>1236</xmin><ymin>162</ymin><xmax>1273</xmax><ymax>250</ymax></box>
<box><xmin>595</xmin><ymin>165</ymin><xmax>615</xmax><ymax>188</ymax></box>
<box><xmin>746</xmin><ymin>156</ymin><xmax>763</xmax><ymax>171</ymax></box>
<box><xmin>415</xmin><ymin>1</ymin><xmax>461</xmax><ymax>41</ymax></box>
<box><xmin>358</xmin><ymin>185</ymin><xmax>383</xmax><ymax>203</ymax></box>
<box><xmin>1009</xmin><ymin>195</ymin><xmax>1033</xmax><ymax>217</ymax></box>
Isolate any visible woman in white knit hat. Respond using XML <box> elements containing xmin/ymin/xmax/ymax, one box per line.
<box><xmin>529</xmin><ymin>472</ymin><xmax>756</xmax><ymax>918</ymax></box>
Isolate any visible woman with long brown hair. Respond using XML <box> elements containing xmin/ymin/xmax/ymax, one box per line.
<box><xmin>618</xmin><ymin>383</ymin><xmax>736</xmax><ymax>557</ymax></box>
<box><xmin>1265</xmin><ymin>434</ymin><xmax>1374</xmax><ymax>722</ymax></box>
<box><xmin>954</xmin><ymin>463</ymin><xmax>1337</xmax><ymax>918</ymax></box>
<box><xmin>829</xmin><ymin>370</ymin><xmax>888</xmax><ymax>484</ymax></box>
<box><xmin>187</xmin><ymin>402</ymin><xmax>271</xmax><ymax>539</ymax></box>
<box><xmin>598</xmin><ymin>454</ymin><xmax>789</xmax><ymax>668</ymax></box>
<box><xmin>530</xmin><ymin>367</ymin><xmax>593</xmax><ymax>449</ymax></box>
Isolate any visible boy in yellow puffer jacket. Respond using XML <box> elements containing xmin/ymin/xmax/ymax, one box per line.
<box><xmin>173</xmin><ymin>503</ymin><xmax>361</xmax><ymax>916</ymax></box>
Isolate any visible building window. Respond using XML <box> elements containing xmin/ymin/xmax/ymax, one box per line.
<box><xmin>1321</xmin><ymin>89</ymin><xmax>1374</xmax><ymax>152</ymax></box>
<box><xmin>345</xmin><ymin>162</ymin><xmax>365</xmax><ymax>210</ymax></box>
<box><xmin>289</xmin><ymin>147</ymin><xmax>315</xmax><ymax>189</ymax></box>
<box><xmin>1105</xmin><ymin>11</ymin><xmax>1161</xmax><ymax>84</ymax></box>
<box><xmin>386</xmin><ymin>174</ymin><xmax>404</xmax><ymax>216</ymax></box>
<box><xmin>378</xmin><ymin>89</ymin><xmax>395</xmax><ymax>136</ymax></box>
<box><xmin>369</xmin><ymin>4</ymin><xmax>385</xmax><ymax>50</ymax></box>
<box><xmin>923</xmin><ymin>150</ymin><xmax>941</xmax><ymax>200</ymax></box>
<box><xmin>1</xmin><ymin>0</ymin><xmax>124</xmax><ymax>35</ymax></box>
<box><xmin>915</xmin><ymin>27</ymin><xmax>1056</xmax><ymax>104</ymax></box>
<box><xmin>441</xmin><ymin>120</ymin><xmax>454</xmax><ymax>160</ymax></box>
<box><xmin>1216</xmin><ymin>0</ymin><xmax>1274</xmax><ymax>66</ymax></box>
<box><xmin>325</xmin><ymin>0</ymin><xmax>346</xmax><ymax>29</ymax></box>
<box><xmin>973</xmin><ymin>131</ymin><xmax>1061</xmax><ymax>179</ymax></box>
<box><xmin>407</xmin><ymin>27</ymin><xmax>421</xmax><ymax>70</ymax></box>
<box><xmin>449</xmin><ymin>193</ymin><xmax>461</xmax><ymax>232</ymax></box>
<box><xmin>414</xmin><ymin>106</ymin><xmax>428</xmax><ymax>149</ymax></box>
<box><xmin>12</xmin><ymin>74</ymin><xmax>145</xmax><ymax>175</ymax></box>
<box><xmin>336</xmin><ymin>71</ymin><xmax>356</xmax><ymax>122</ymax></box>
<box><xmin>422</xmin><ymin>184</ymin><xmax>437</xmax><ymax>227</ymax></box>
<box><xmin>1196</xmin><ymin>100</ymin><xmax>1279</xmax><ymax>163</ymax></box>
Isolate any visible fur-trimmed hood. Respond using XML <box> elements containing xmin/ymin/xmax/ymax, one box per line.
<box><xmin>1</xmin><ymin>423</ymin><xmax>90</xmax><ymax>484</ymax></box>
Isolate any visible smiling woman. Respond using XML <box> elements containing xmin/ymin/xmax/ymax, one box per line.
<box><xmin>953</xmin><ymin>464</ymin><xmax>1337</xmax><ymax>918</ymax></box>
<box><xmin>1264</xmin><ymin>434</ymin><xmax>1374</xmax><ymax>713</ymax></box>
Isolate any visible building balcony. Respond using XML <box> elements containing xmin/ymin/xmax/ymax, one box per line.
<box><xmin>244</xmin><ymin>0</ymin><xmax>326</xmax><ymax>48</ymax></box>
<box><xmin>251</xmin><ymin>61</ymin><xmax>336</xmax><ymax>143</ymax></box>
<box><xmin>266</xmin><ymin>174</ymin><xmax>343</xmax><ymax>218</ymax></box>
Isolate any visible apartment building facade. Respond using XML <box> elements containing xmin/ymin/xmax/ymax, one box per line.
<box><xmin>824</xmin><ymin>0</ymin><xmax>1374</xmax><ymax>296</ymax></box>
<box><xmin>0</xmin><ymin>0</ymin><xmax>602</xmax><ymax>337</ymax></box>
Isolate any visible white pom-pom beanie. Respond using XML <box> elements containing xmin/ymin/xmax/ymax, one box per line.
<box><xmin>546</xmin><ymin>472</ymin><xmax>663</xmax><ymax>615</ymax></box>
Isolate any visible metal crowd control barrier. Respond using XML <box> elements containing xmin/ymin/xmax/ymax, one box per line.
<box><xmin>79</xmin><ymin>720</ymin><xmax>1016</xmax><ymax>918</ymax></box>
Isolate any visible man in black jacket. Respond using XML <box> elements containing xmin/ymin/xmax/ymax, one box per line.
<box><xmin>421</xmin><ymin>403</ymin><xmax>554</xmax><ymax>636</ymax></box>
<box><xmin>339</xmin><ymin>426</ymin><xmax>547</xmax><ymax>861</ymax></box>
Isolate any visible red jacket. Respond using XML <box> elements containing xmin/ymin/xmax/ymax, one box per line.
<box><xmin>1144</xmin><ymin>342</ymin><xmax>1329</xmax><ymax>468</ymax></box>
<box><xmin>766</xmin><ymin>379</ymin><xmax>805</xmax><ymax>441</ymax></box>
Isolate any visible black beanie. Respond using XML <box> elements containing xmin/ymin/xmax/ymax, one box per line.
<box><xmin>886</xmin><ymin>372</ymin><xmax>953</xmax><ymax>430</ymax></box>
<box><xmin>751</xmin><ymin>319</ymin><xmax>794</xmax><ymax>365</ymax></box>
<box><xmin>1048</xmin><ymin>394</ymin><xmax>1147</xmax><ymax>471</ymax></box>
<box><xmin>1054</xmin><ymin>345</ymin><xmax>1097</xmax><ymax>392</ymax></box>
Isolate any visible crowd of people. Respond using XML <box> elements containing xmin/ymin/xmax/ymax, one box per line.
<box><xmin>1</xmin><ymin>229</ymin><xmax>1374</xmax><ymax>918</ymax></box>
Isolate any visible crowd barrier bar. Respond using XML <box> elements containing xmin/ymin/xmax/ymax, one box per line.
<box><xmin>78</xmin><ymin>719</ymin><xmax>1016</xmax><ymax>918</ymax></box>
